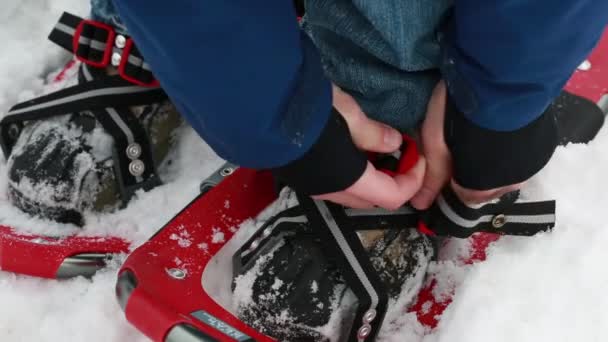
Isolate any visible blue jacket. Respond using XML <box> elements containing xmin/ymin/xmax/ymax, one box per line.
<box><xmin>112</xmin><ymin>0</ymin><xmax>607</xmax><ymax>169</ymax></box>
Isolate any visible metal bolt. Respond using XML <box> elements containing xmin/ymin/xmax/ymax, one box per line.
<box><xmin>262</xmin><ymin>227</ymin><xmax>273</xmax><ymax>237</ymax></box>
<box><xmin>111</xmin><ymin>52</ymin><xmax>122</xmax><ymax>67</ymax></box>
<box><xmin>115</xmin><ymin>35</ymin><xmax>127</xmax><ymax>49</ymax></box>
<box><xmin>128</xmin><ymin>159</ymin><xmax>145</xmax><ymax>177</ymax></box>
<box><xmin>166</xmin><ymin>268</ymin><xmax>186</xmax><ymax>280</ymax></box>
<box><xmin>363</xmin><ymin>309</ymin><xmax>377</xmax><ymax>324</ymax></box>
<box><xmin>492</xmin><ymin>214</ymin><xmax>507</xmax><ymax>229</ymax></box>
<box><xmin>125</xmin><ymin>143</ymin><xmax>142</xmax><ymax>159</ymax></box>
<box><xmin>357</xmin><ymin>324</ymin><xmax>372</xmax><ymax>339</ymax></box>
<box><xmin>7</xmin><ymin>124</ymin><xmax>20</xmax><ymax>139</ymax></box>
<box><xmin>578</xmin><ymin>60</ymin><xmax>592</xmax><ymax>71</ymax></box>
<box><xmin>220</xmin><ymin>167</ymin><xmax>234</xmax><ymax>177</ymax></box>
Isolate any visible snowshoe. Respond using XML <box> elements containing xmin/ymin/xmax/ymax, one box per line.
<box><xmin>116</xmin><ymin>136</ymin><xmax>555</xmax><ymax>342</ymax></box>
<box><xmin>115</xmin><ymin>25</ymin><xmax>608</xmax><ymax>342</ymax></box>
<box><xmin>0</xmin><ymin>12</ymin><xmax>182</xmax><ymax>278</ymax></box>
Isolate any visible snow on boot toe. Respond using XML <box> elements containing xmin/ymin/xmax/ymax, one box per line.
<box><xmin>233</xmin><ymin>225</ymin><xmax>434</xmax><ymax>341</ymax></box>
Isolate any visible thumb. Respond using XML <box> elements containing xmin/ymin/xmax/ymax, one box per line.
<box><xmin>333</xmin><ymin>84</ymin><xmax>402</xmax><ymax>153</ymax></box>
<box><xmin>411</xmin><ymin>81</ymin><xmax>452</xmax><ymax>210</ymax></box>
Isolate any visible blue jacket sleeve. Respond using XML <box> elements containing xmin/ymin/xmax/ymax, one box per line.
<box><xmin>442</xmin><ymin>0</ymin><xmax>608</xmax><ymax>131</ymax></box>
<box><xmin>111</xmin><ymin>0</ymin><xmax>332</xmax><ymax>169</ymax></box>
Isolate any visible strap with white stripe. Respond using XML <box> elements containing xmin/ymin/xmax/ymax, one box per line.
<box><xmin>421</xmin><ymin>188</ymin><xmax>556</xmax><ymax>238</ymax></box>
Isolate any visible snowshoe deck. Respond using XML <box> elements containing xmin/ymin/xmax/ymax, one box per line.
<box><xmin>116</xmin><ymin>29</ymin><xmax>608</xmax><ymax>342</ymax></box>
<box><xmin>117</xmin><ymin>167</ymin><xmax>277</xmax><ymax>342</ymax></box>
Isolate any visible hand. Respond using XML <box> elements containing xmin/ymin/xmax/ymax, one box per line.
<box><xmin>410</xmin><ymin>80</ymin><xmax>522</xmax><ymax>209</ymax></box>
<box><xmin>312</xmin><ymin>85</ymin><xmax>426</xmax><ymax>210</ymax></box>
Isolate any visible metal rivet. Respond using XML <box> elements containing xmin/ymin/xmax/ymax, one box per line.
<box><xmin>128</xmin><ymin>159</ymin><xmax>145</xmax><ymax>177</ymax></box>
<box><xmin>126</xmin><ymin>143</ymin><xmax>142</xmax><ymax>159</ymax></box>
<box><xmin>363</xmin><ymin>309</ymin><xmax>377</xmax><ymax>324</ymax></box>
<box><xmin>448</xmin><ymin>58</ymin><xmax>455</xmax><ymax>65</ymax></box>
<box><xmin>115</xmin><ymin>35</ymin><xmax>127</xmax><ymax>49</ymax></box>
<box><xmin>111</xmin><ymin>52</ymin><xmax>122</xmax><ymax>67</ymax></box>
<box><xmin>220</xmin><ymin>167</ymin><xmax>234</xmax><ymax>177</ymax></box>
<box><xmin>262</xmin><ymin>227</ymin><xmax>273</xmax><ymax>237</ymax></box>
<box><xmin>357</xmin><ymin>324</ymin><xmax>372</xmax><ymax>339</ymax></box>
<box><xmin>492</xmin><ymin>214</ymin><xmax>507</xmax><ymax>228</ymax></box>
<box><xmin>166</xmin><ymin>268</ymin><xmax>186</xmax><ymax>280</ymax></box>
<box><xmin>7</xmin><ymin>124</ymin><xmax>20</xmax><ymax>139</ymax></box>
<box><xmin>250</xmin><ymin>238</ymin><xmax>260</xmax><ymax>250</ymax></box>
<box><xmin>578</xmin><ymin>60</ymin><xmax>592</xmax><ymax>71</ymax></box>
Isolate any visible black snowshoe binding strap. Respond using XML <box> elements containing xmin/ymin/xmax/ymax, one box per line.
<box><xmin>235</xmin><ymin>192</ymin><xmax>555</xmax><ymax>341</ymax></box>
<box><xmin>235</xmin><ymin>138</ymin><xmax>556</xmax><ymax>341</ymax></box>
<box><xmin>421</xmin><ymin>188</ymin><xmax>556</xmax><ymax>238</ymax></box>
<box><xmin>49</xmin><ymin>12</ymin><xmax>158</xmax><ymax>87</ymax></box>
<box><xmin>0</xmin><ymin>12</ymin><xmax>167</xmax><ymax>204</ymax></box>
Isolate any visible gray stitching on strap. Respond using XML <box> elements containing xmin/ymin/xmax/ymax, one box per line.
<box><xmin>437</xmin><ymin>194</ymin><xmax>555</xmax><ymax>228</ymax></box>
<box><xmin>127</xmin><ymin>55</ymin><xmax>152</xmax><ymax>71</ymax></box>
<box><xmin>7</xmin><ymin>86</ymin><xmax>152</xmax><ymax>115</ymax></box>
<box><xmin>344</xmin><ymin>206</ymin><xmax>415</xmax><ymax>217</ymax></box>
<box><xmin>54</xmin><ymin>22</ymin><xmax>75</xmax><ymax>36</ymax></box>
<box><xmin>82</xmin><ymin>64</ymin><xmax>93</xmax><ymax>81</ymax></box>
<box><xmin>105</xmin><ymin>107</ymin><xmax>143</xmax><ymax>183</ymax></box>
<box><xmin>78</xmin><ymin>36</ymin><xmax>107</xmax><ymax>51</ymax></box>
<box><xmin>105</xmin><ymin>107</ymin><xmax>134</xmax><ymax>145</ymax></box>
<box><xmin>314</xmin><ymin>200</ymin><xmax>379</xmax><ymax>310</ymax></box>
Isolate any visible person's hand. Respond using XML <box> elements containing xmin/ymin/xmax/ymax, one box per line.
<box><xmin>410</xmin><ymin>80</ymin><xmax>522</xmax><ymax>209</ymax></box>
<box><xmin>312</xmin><ymin>85</ymin><xmax>426</xmax><ymax>210</ymax></box>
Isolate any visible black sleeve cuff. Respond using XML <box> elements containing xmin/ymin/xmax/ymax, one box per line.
<box><xmin>444</xmin><ymin>97</ymin><xmax>558</xmax><ymax>190</ymax></box>
<box><xmin>272</xmin><ymin>109</ymin><xmax>367</xmax><ymax>195</ymax></box>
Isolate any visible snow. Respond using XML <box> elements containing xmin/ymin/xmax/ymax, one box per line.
<box><xmin>2</xmin><ymin>1</ymin><xmax>608</xmax><ymax>342</ymax></box>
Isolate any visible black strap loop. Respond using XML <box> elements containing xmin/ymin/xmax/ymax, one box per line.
<box><xmin>48</xmin><ymin>12</ymin><xmax>158</xmax><ymax>86</ymax></box>
<box><xmin>421</xmin><ymin>188</ymin><xmax>556</xmax><ymax>238</ymax></box>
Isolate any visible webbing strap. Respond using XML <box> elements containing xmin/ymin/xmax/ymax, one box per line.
<box><xmin>297</xmin><ymin>195</ymin><xmax>388</xmax><ymax>342</ymax></box>
<box><xmin>49</xmin><ymin>12</ymin><xmax>157</xmax><ymax>86</ymax></box>
<box><xmin>235</xmin><ymin>188</ymin><xmax>556</xmax><ymax>340</ymax></box>
<box><xmin>0</xmin><ymin>74</ymin><xmax>165</xmax><ymax>157</ymax></box>
<box><xmin>422</xmin><ymin>188</ymin><xmax>556</xmax><ymax>238</ymax></box>
<box><xmin>0</xmin><ymin>60</ymin><xmax>165</xmax><ymax>206</ymax></box>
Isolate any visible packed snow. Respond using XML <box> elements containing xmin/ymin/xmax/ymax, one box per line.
<box><xmin>2</xmin><ymin>1</ymin><xmax>608</xmax><ymax>342</ymax></box>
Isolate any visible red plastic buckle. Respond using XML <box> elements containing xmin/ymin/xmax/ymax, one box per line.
<box><xmin>377</xmin><ymin>134</ymin><xmax>420</xmax><ymax>177</ymax></box>
<box><xmin>118</xmin><ymin>39</ymin><xmax>160</xmax><ymax>87</ymax></box>
<box><xmin>72</xmin><ymin>19</ymin><xmax>116</xmax><ymax>68</ymax></box>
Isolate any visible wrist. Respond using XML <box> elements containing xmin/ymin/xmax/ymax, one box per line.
<box><xmin>444</xmin><ymin>96</ymin><xmax>558</xmax><ymax>190</ymax></box>
<box><xmin>272</xmin><ymin>108</ymin><xmax>367</xmax><ymax>195</ymax></box>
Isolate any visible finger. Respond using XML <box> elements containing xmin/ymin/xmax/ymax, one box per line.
<box><xmin>348</xmin><ymin>160</ymin><xmax>426</xmax><ymax>210</ymax></box>
<box><xmin>313</xmin><ymin>192</ymin><xmax>375</xmax><ymax>209</ymax></box>
<box><xmin>332</xmin><ymin>85</ymin><xmax>402</xmax><ymax>153</ymax></box>
<box><xmin>411</xmin><ymin>81</ymin><xmax>451</xmax><ymax>210</ymax></box>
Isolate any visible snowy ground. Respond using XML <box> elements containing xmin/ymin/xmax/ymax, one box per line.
<box><xmin>2</xmin><ymin>1</ymin><xmax>608</xmax><ymax>342</ymax></box>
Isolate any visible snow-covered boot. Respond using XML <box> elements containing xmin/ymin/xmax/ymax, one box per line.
<box><xmin>1</xmin><ymin>12</ymin><xmax>182</xmax><ymax>226</ymax></box>
<box><xmin>232</xmin><ymin>192</ymin><xmax>435</xmax><ymax>342</ymax></box>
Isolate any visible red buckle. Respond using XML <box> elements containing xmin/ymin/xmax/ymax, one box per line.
<box><xmin>72</xmin><ymin>19</ymin><xmax>116</xmax><ymax>68</ymax></box>
<box><xmin>118</xmin><ymin>39</ymin><xmax>160</xmax><ymax>87</ymax></box>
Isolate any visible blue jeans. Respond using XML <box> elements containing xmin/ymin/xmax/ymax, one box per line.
<box><xmin>91</xmin><ymin>0</ymin><xmax>451</xmax><ymax>131</ymax></box>
<box><xmin>90</xmin><ymin>0</ymin><xmax>126</xmax><ymax>33</ymax></box>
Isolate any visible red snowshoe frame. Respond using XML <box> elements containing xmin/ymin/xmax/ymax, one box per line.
<box><xmin>0</xmin><ymin>12</ymin><xmax>165</xmax><ymax>279</ymax></box>
<box><xmin>116</xmin><ymin>29</ymin><xmax>608</xmax><ymax>342</ymax></box>
<box><xmin>0</xmin><ymin>60</ymin><xmax>131</xmax><ymax>279</ymax></box>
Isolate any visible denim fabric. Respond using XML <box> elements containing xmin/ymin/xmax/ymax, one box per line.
<box><xmin>91</xmin><ymin>0</ymin><xmax>452</xmax><ymax>132</ymax></box>
<box><xmin>303</xmin><ymin>0</ymin><xmax>451</xmax><ymax>132</ymax></box>
<box><xmin>90</xmin><ymin>0</ymin><xmax>127</xmax><ymax>33</ymax></box>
